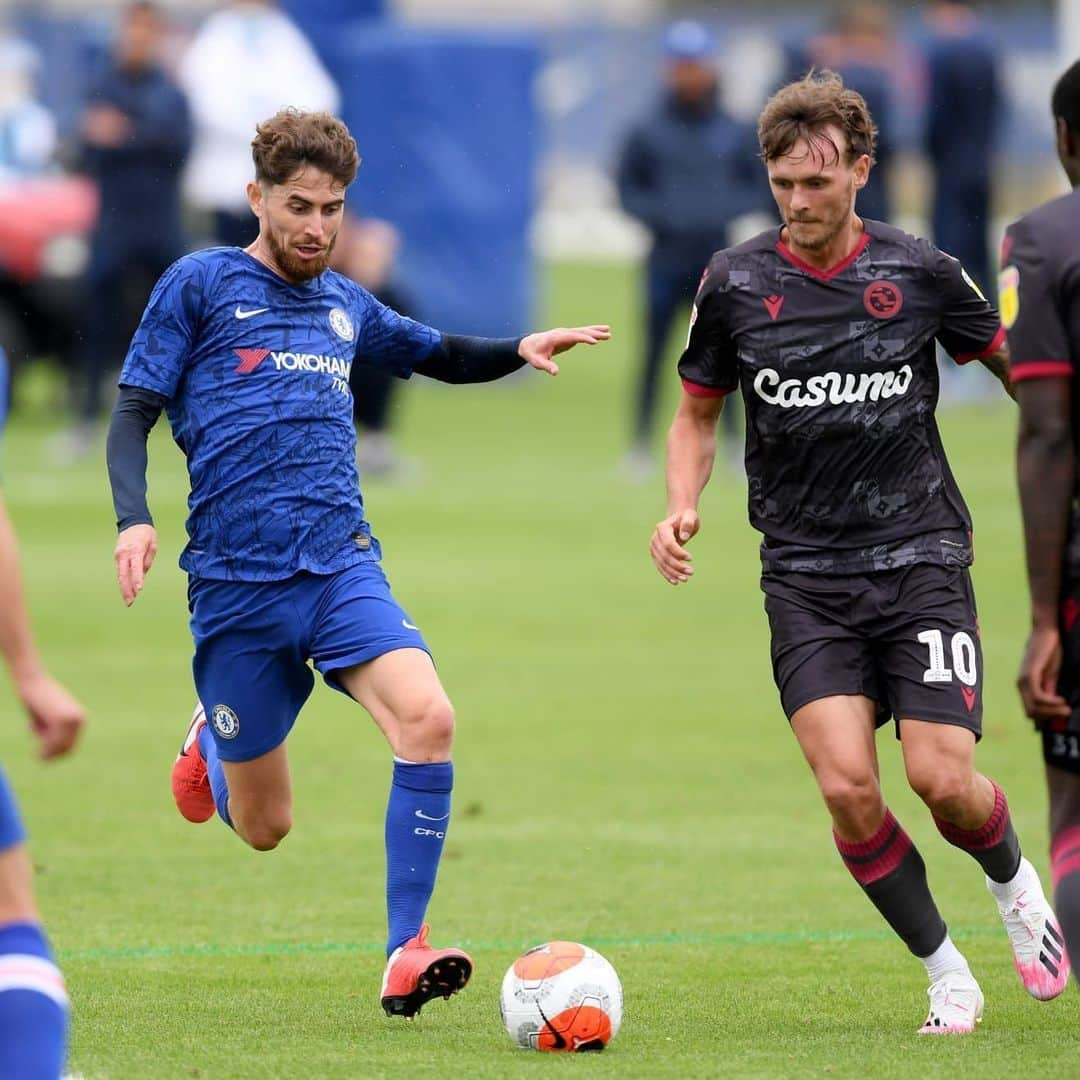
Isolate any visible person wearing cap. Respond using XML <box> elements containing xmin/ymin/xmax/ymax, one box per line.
<box><xmin>616</xmin><ymin>20</ymin><xmax>764</xmax><ymax>479</ymax></box>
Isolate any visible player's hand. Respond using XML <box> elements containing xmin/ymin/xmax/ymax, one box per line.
<box><xmin>650</xmin><ymin>509</ymin><xmax>700</xmax><ymax>585</ymax></box>
<box><xmin>17</xmin><ymin>671</ymin><xmax>86</xmax><ymax>761</ymax></box>
<box><xmin>1017</xmin><ymin>624</ymin><xmax>1071</xmax><ymax>725</ymax></box>
<box><xmin>114</xmin><ymin>523</ymin><xmax>158</xmax><ymax>606</ymax></box>
<box><xmin>517</xmin><ymin>325</ymin><xmax>611</xmax><ymax>375</ymax></box>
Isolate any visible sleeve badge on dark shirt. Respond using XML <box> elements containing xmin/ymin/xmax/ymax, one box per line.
<box><xmin>998</xmin><ymin>266</ymin><xmax>1019</xmax><ymax>329</ymax></box>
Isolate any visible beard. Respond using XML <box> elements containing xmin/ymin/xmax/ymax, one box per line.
<box><xmin>785</xmin><ymin>213</ymin><xmax>846</xmax><ymax>252</ymax></box>
<box><xmin>265</xmin><ymin>227</ymin><xmax>337</xmax><ymax>283</ymax></box>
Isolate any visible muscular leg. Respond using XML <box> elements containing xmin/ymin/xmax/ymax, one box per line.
<box><xmin>901</xmin><ymin>719</ymin><xmax>1019</xmax><ymax>882</ymax></box>
<box><xmin>0</xmin><ymin>842</ymin><xmax>68</xmax><ymax>1078</ymax></box>
<box><xmin>1048</xmin><ymin>763</ymin><xmax>1080</xmax><ymax>979</ymax></box>
<box><xmin>335</xmin><ymin>648</ymin><xmax>455</xmax><ymax>953</ymax></box>
<box><xmin>219</xmin><ymin>743</ymin><xmax>293</xmax><ymax>852</ymax></box>
<box><xmin>791</xmin><ymin>696</ymin><xmax>948</xmax><ymax>958</ymax></box>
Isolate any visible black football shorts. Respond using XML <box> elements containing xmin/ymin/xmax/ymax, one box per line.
<box><xmin>1046</xmin><ymin>579</ymin><xmax>1080</xmax><ymax>775</ymax></box>
<box><xmin>761</xmin><ymin>563</ymin><xmax>983</xmax><ymax>738</ymax></box>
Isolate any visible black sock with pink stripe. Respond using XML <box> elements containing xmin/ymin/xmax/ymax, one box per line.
<box><xmin>933</xmin><ymin>781</ymin><xmax>1021</xmax><ymax>883</ymax></box>
<box><xmin>1051</xmin><ymin>825</ymin><xmax>1080</xmax><ymax>968</ymax></box>
<box><xmin>834</xmin><ymin>809</ymin><xmax>947</xmax><ymax>957</ymax></box>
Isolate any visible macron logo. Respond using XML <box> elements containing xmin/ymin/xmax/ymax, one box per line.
<box><xmin>233</xmin><ymin>348</ymin><xmax>271</xmax><ymax>374</ymax></box>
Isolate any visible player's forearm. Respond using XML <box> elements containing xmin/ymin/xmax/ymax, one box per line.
<box><xmin>0</xmin><ymin>496</ymin><xmax>43</xmax><ymax>687</ymax></box>
<box><xmin>1017</xmin><ymin>423</ymin><xmax>1075</xmax><ymax>628</ymax></box>
<box><xmin>665</xmin><ymin>410</ymin><xmax>719</xmax><ymax>515</ymax></box>
<box><xmin>413</xmin><ymin>335</ymin><xmax>525</xmax><ymax>384</ymax></box>
<box><xmin>107</xmin><ymin>387</ymin><xmax>164</xmax><ymax>530</ymax></box>
<box><xmin>980</xmin><ymin>345</ymin><xmax>1015</xmax><ymax>400</ymax></box>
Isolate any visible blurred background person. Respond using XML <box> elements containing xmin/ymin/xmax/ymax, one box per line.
<box><xmin>0</xmin><ymin>34</ymin><xmax>56</xmax><ymax>178</ymax></box>
<box><xmin>923</xmin><ymin>0</ymin><xmax>1002</xmax><ymax>295</ymax></box>
<box><xmin>179</xmin><ymin>0</ymin><xmax>340</xmax><ymax>248</ymax></box>
<box><xmin>331</xmin><ymin>215</ymin><xmax>416</xmax><ymax>479</ymax></box>
<box><xmin>65</xmin><ymin>0</ymin><xmax>190</xmax><ymax>457</ymax></box>
<box><xmin>615</xmin><ymin>19</ymin><xmax>762</xmax><ymax>481</ymax></box>
<box><xmin>781</xmin><ymin>1</ymin><xmax>896</xmax><ymax>223</ymax></box>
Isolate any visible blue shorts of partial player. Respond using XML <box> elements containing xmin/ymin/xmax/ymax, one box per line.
<box><xmin>0</xmin><ymin>766</ymin><xmax>27</xmax><ymax>854</ymax></box>
<box><xmin>189</xmin><ymin>561</ymin><xmax>430</xmax><ymax>763</ymax></box>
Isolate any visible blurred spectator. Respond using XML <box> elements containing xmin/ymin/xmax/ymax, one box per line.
<box><xmin>179</xmin><ymin>0</ymin><xmax>340</xmax><ymax>248</ymax></box>
<box><xmin>923</xmin><ymin>0</ymin><xmax>1001</xmax><ymax>294</ymax></box>
<box><xmin>616</xmin><ymin>20</ymin><xmax>762</xmax><ymax>479</ymax></box>
<box><xmin>331</xmin><ymin>215</ymin><xmax>415</xmax><ymax>479</ymax></box>
<box><xmin>69</xmin><ymin>1</ymin><xmax>190</xmax><ymax>453</ymax></box>
<box><xmin>0</xmin><ymin>35</ymin><xmax>56</xmax><ymax>177</ymax></box>
<box><xmin>782</xmin><ymin>2</ymin><xmax>896</xmax><ymax>223</ymax></box>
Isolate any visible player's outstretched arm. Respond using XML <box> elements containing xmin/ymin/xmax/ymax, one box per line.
<box><xmin>1016</xmin><ymin>376</ymin><xmax>1075</xmax><ymax>723</ymax></box>
<box><xmin>107</xmin><ymin>386</ymin><xmax>165</xmax><ymax>606</ymax></box>
<box><xmin>0</xmin><ymin>494</ymin><xmax>86</xmax><ymax>759</ymax></box>
<box><xmin>650</xmin><ymin>389</ymin><xmax>724</xmax><ymax>585</ymax></box>
<box><xmin>516</xmin><ymin>326</ymin><xmax>611</xmax><ymax>375</ymax></box>
<box><xmin>412</xmin><ymin>326</ymin><xmax>610</xmax><ymax>384</ymax></box>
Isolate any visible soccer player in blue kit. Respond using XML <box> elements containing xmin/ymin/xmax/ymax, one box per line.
<box><xmin>0</xmin><ymin>348</ymin><xmax>86</xmax><ymax>1076</ymax></box>
<box><xmin>105</xmin><ymin>109</ymin><xmax>609</xmax><ymax>1018</ymax></box>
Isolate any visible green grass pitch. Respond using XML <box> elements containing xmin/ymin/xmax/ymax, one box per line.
<box><xmin>1</xmin><ymin>261</ymin><xmax>1078</xmax><ymax>1077</ymax></box>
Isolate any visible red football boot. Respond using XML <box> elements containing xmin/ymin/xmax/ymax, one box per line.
<box><xmin>171</xmin><ymin>704</ymin><xmax>215</xmax><ymax>823</ymax></box>
<box><xmin>380</xmin><ymin>924</ymin><xmax>473</xmax><ymax>1018</ymax></box>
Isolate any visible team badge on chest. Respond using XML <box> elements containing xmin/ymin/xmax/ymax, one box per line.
<box><xmin>329</xmin><ymin>307</ymin><xmax>354</xmax><ymax>342</ymax></box>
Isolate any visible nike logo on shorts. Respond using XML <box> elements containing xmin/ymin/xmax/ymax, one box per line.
<box><xmin>402</xmin><ymin>618</ymin><xmax>419</xmax><ymax>631</ymax></box>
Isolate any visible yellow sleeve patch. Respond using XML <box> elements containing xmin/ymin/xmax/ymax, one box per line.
<box><xmin>998</xmin><ymin>265</ymin><xmax>1019</xmax><ymax>329</ymax></box>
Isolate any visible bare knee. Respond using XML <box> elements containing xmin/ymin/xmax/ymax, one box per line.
<box><xmin>396</xmin><ymin>696</ymin><xmax>455</xmax><ymax>760</ymax></box>
<box><xmin>233</xmin><ymin>805</ymin><xmax>292</xmax><ymax>852</ymax></box>
<box><xmin>817</xmin><ymin>771</ymin><xmax>882</xmax><ymax>834</ymax></box>
<box><xmin>907</xmin><ymin>763</ymin><xmax>974</xmax><ymax>818</ymax></box>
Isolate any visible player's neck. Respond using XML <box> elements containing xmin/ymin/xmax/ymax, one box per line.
<box><xmin>782</xmin><ymin>215</ymin><xmax>865</xmax><ymax>272</ymax></box>
<box><xmin>244</xmin><ymin>240</ymin><xmax>304</xmax><ymax>285</ymax></box>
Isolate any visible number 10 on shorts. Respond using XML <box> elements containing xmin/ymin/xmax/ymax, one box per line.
<box><xmin>917</xmin><ymin>629</ymin><xmax>978</xmax><ymax>685</ymax></box>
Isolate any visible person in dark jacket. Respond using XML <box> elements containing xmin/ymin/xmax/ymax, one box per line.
<box><xmin>616</xmin><ymin>20</ymin><xmax>763</xmax><ymax>477</ymax></box>
<box><xmin>923</xmin><ymin>0</ymin><xmax>1001</xmax><ymax>296</ymax></box>
<box><xmin>69</xmin><ymin>1</ymin><xmax>191</xmax><ymax>452</ymax></box>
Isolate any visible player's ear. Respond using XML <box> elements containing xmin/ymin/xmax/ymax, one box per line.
<box><xmin>852</xmin><ymin>154</ymin><xmax>870</xmax><ymax>189</ymax></box>
<box><xmin>246</xmin><ymin>181</ymin><xmax>264</xmax><ymax>218</ymax></box>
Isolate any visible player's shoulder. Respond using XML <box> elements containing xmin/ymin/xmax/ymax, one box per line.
<box><xmin>1008</xmin><ymin>189</ymin><xmax>1080</xmax><ymax>254</ymax></box>
<box><xmin>320</xmin><ymin>267</ymin><xmax>379</xmax><ymax>312</ymax></box>
<box><xmin>161</xmin><ymin>246</ymin><xmax>239</xmax><ymax>286</ymax></box>
<box><xmin>862</xmin><ymin>218</ymin><xmax>932</xmax><ymax>261</ymax></box>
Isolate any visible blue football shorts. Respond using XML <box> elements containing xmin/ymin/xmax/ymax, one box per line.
<box><xmin>0</xmin><ymin>765</ymin><xmax>27</xmax><ymax>853</ymax></box>
<box><xmin>188</xmin><ymin>562</ymin><xmax>430</xmax><ymax>762</ymax></box>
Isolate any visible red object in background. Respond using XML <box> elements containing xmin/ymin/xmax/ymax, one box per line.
<box><xmin>0</xmin><ymin>175</ymin><xmax>98</xmax><ymax>282</ymax></box>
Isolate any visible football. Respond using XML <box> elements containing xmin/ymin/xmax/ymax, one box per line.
<box><xmin>499</xmin><ymin>941</ymin><xmax>623</xmax><ymax>1052</ymax></box>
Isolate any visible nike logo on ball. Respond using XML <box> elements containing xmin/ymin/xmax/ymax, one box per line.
<box><xmin>235</xmin><ymin>306</ymin><xmax>270</xmax><ymax>320</ymax></box>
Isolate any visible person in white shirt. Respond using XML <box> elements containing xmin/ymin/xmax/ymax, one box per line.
<box><xmin>179</xmin><ymin>0</ymin><xmax>339</xmax><ymax>246</ymax></box>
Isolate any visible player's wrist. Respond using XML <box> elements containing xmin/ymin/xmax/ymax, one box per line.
<box><xmin>1030</xmin><ymin>603</ymin><xmax>1060</xmax><ymax>631</ymax></box>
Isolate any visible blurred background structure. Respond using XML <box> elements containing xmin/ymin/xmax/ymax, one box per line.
<box><xmin>0</xmin><ymin>0</ymin><xmax>1075</xmax><ymax>456</ymax></box>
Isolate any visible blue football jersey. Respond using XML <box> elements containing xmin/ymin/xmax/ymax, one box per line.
<box><xmin>119</xmin><ymin>248</ymin><xmax>441</xmax><ymax>581</ymax></box>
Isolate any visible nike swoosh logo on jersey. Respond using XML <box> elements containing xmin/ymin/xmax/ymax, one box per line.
<box><xmin>402</xmin><ymin>618</ymin><xmax>420</xmax><ymax>631</ymax></box>
<box><xmin>414</xmin><ymin>810</ymin><xmax>450</xmax><ymax>822</ymax></box>
<box><xmin>235</xmin><ymin>306</ymin><xmax>270</xmax><ymax>320</ymax></box>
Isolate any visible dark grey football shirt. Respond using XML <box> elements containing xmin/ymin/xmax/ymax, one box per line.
<box><xmin>678</xmin><ymin>220</ymin><xmax>1004</xmax><ymax>574</ymax></box>
<box><xmin>1004</xmin><ymin>188</ymin><xmax>1080</xmax><ymax>572</ymax></box>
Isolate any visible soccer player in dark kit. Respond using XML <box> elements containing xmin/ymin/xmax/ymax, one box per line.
<box><xmin>1008</xmin><ymin>57</ymin><xmax>1080</xmax><ymax>983</ymax></box>
<box><xmin>649</xmin><ymin>72</ymin><xmax>1069</xmax><ymax>1031</ymax></box>
<box><xmin>106</xmin><ymin>109</ymin><xmax>609</xmax><ymax>1019</ymax></box>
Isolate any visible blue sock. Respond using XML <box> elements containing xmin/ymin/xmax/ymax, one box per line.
<box><xmin>0</xmin><ymin>921</ymin><xmax>68</xmax><ymax>1080</ymax></box>
<box><xmin>197</xmin><ymin>724</ymin><xmax>233</xmax><ymax>828</ymax></box>
<box><xmin>385</xmin><ymin>759</ymin><xmax>453</xmax><ymax>955</ymax></box>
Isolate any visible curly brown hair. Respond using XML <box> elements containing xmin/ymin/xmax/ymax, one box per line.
<box><xmin>757</xmin><ymin>70</ymin><xmax>877</xmax><ymax>166</ymax></box>
<box><xmin>251</xmin><ymin>109</ymin><xmax>360</xmax><ymax>187</ymax></box>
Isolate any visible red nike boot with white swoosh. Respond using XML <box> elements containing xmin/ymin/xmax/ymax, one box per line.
<box><xmin>171</xmin><ymin>703</ymin><xmax>216</xmax><ymax>823</ymax></box>
<box><xmin>380</xmin><ymin>924</ymin><xmax>473</xmax><ymax>1018</ymax></box>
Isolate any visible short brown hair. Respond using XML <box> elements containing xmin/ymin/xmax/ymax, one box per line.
<box><xmin>251</xmin><ymin>109</ymin><xmax>360</xmax><ymax>187</ymax></box>
<box><xmin>757</xmin><ymin>70</ymin><xmax>877</xmax><ymax>165</ymax></box>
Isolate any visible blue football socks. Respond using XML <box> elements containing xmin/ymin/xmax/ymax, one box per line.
<box><xmin>198</xmin><ymin>723</ymin><xmax>233</xmax><ymax>828</ymax></box>
<box><xmin>0</xmin><ymin>921</ymin><xmax>68</xmax><ymax>1080</ymax></box>
<box><xmin>385</xmin><ymin>759</ymin><xmax>453</xmax><ymax>955</ymax></box>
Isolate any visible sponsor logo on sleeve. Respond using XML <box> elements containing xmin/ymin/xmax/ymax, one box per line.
<box><xmin>998</xmin><ymin>265</ymin><xmax>1020</xmax><ymax>329</ymax></box>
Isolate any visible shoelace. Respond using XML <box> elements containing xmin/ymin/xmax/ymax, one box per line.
<box><xmin>926</xmin><ymin>976</ymin><xmax>977</xmax><ymax>1020</ymax></box>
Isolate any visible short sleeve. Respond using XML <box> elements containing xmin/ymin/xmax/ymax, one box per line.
<box><xmin>352</xmin><ymin>289</ymin><xmax>441</xmax><ymax>379</ymax></box>
<box><xmin>677</xmin><ymin>254</ymin><xmax>739</xmax><ymax>397</ymax></box>
<box><xmin>119</xmin><ymin>257</ymin><xmax>204</xmax><ymax>400</ymax></box>
<box><xmin>1002</xmin><ymin>218</ymin><xmax>1074</xmax><ymax>382</ymax></box>
<box><xmin>930</xmin><ymin>246</ymin><xmax>1005</xmax><ymax>364</ymax></box>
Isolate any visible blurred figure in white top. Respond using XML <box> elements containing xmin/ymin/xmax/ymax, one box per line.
<box><xmin>0</xmin><ymin>35</ymin><xmax>56</xmax><ymax>178</ymax></box>
<box><xmin>179</xmin><ymin>0</ymin><xmax>339</xmax><ymax>247</ymax></box>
